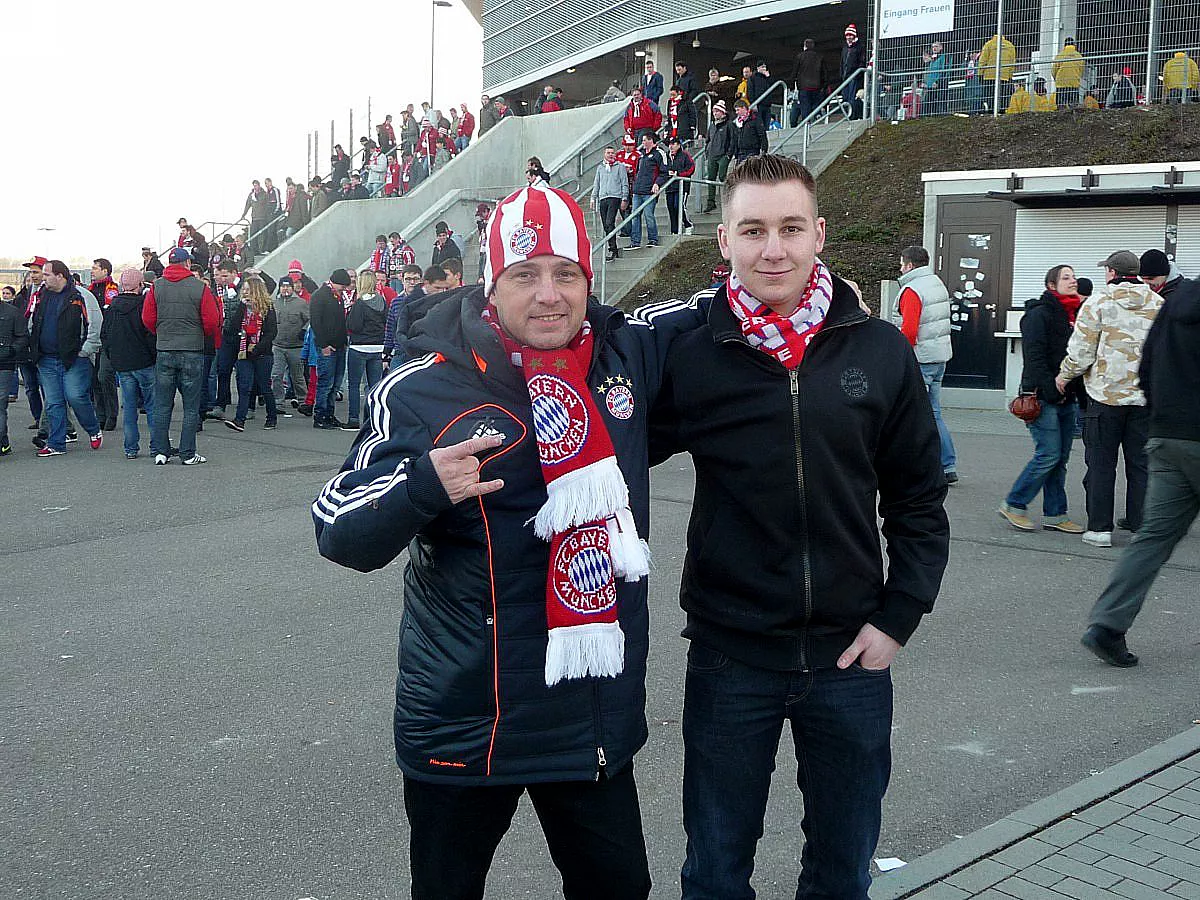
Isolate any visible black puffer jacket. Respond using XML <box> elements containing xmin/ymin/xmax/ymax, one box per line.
<box><xmin>0</xmin><ymin>300</ymin><xmax>29</xmax><ymax>370</ymax></box>
<box><xmin>100</xmin><ymin>292</ymin><xmax>156</xmax><ymax>372</ymax></box>
<box><xmin>1020</xmin><ymin>291</ymin><xmax>1082</xmax><ymax>404</ymax></box>
<box><xmin>313</xmin><ymin>286</ymin><xmax>701</xmax><ymax>785</ymax></box>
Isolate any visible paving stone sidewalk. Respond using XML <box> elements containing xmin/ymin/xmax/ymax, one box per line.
<box><xmin>873</xmin><ymin>728</ymin><xmax>1200</xmax><ymax>900</ymax></box>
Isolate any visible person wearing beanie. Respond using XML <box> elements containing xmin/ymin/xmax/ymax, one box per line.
<box><xmin>100</xmin><ymin>268</ymin><xmax>160</xmax><ymax>458</ymax></box>
<box><xmin>271</xmin><ymin>275</ymin><xmax>310</xmax><ymax>410</ymax></box>
<box><xmin>285</xmin><ymin>259</ymin><xmax>318</xmax><ymax>299</ymax></box>
<box><xmin>308</xmin><ymin>269</ymin><xmax>352</xmax><ymax>428</ymax></box>
<box><xmin>1055</xmin><ymin>251</ymin><xmax>1164</xmax><ymax>548</ymax></box>
<box><xmin>1138</xmin><ymin>248</ymin><xmax>1185</xmax><ymax>300</ymax></box>
<box><xmin>841</xmin><ymin>23</ymin><xmax>868</xmax><ymax>118</ymax></box>
<box><xmin>703</xmin><ymin>99</ymin><xmax>732</xmax><ymax>214</ymax></box>
<box><xmin>312</xmin><ymin>181</ymin><xmax>704</xmax><ymax>899</ymax></box>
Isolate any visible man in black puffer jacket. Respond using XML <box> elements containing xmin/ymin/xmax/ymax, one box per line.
<box><xmin>0</xmin><ymin>291</ymin><xmax>30</xmax><ymax>455</ymax></box>
<box><xmin>312</xmin><ymin>183</ymin><xmax>701</xmax><ymax>900</ymax></box>
<box><xmin>100</xmin><ymin>269</ymin><xmax>159</xmax><ymax>458</ymax></box>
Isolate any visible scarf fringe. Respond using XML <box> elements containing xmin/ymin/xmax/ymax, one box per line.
<box><xmin>545</xmin><ymin>622</ymin><xmax>626</xmax><ymax>686</ymax></box>
<box><xmin>534</xmin><ymin>457</ymin><xmax>630</xmax><ymax>538</ymax></box>
<box><xmin>607</xmin><ymin>507</ymin><xmax>650</xmax><ymax>580</ymax></box>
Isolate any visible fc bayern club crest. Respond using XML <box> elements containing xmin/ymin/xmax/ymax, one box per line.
<box><xmin>598</xmin><ymin>375</ymin><xmax>635</xmax><ymax>421</ymax></box>
<box><xmin>552</xmin><ymin>525</ymin><xmax>617</xmax><ymax>615</ymax></box>
<box><xmin>529</xmin><ymin>373</ymin><xmax>589</xmax><ymax>466</ymax></box>
<box><xmin>509</xmin><ymin>225</ymin><xmax>539</xmax><ymax>256</ymax></box>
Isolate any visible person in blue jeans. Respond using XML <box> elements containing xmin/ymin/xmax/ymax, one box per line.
<box><xmin>1000</xmin><ymin>265</ymin><xmax>1087</xmax><ymax>533</ymax></box>
<box><xmin>29</xmin><ymin>260</ymin><xmax>103</xmax><ymax>456</ymax></box>
<box><xmin>343</xmin><ymin>272</ymin><xmax>388</xmax><ymax>430</ymax></box>
<box><xmin>224</xmin><ymin>277</ymin><xmax>278</xmax><ymax>432</ymax></box>
<box><xmin>627</xmin><ymin>131</ymin><xmax>667</xmax><ymax>249</ymax></box>
<box><xmin>308</xmin><ymin>268</ymin><xmax>352</xmax><ymax>429</ymax></box>
<box><xmin>100</xmin><ymin>269</ymin><xmax>161</xmax><ymax>459</ymax></box>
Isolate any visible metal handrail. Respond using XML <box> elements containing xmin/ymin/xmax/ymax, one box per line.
<box><xmin>747</xmin><ymin>79</ymin><xmax>790</xmax><ymax>117</ymax></box>
<box><xmin>770</xmin><ymin>68</ymin><xmax>868</xmax><ymax>163</ymax></box>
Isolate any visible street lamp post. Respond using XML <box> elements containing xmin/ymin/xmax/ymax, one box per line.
<box><xmin>431</xmin><ymin>0</ymin><xmax>452</xmax><ymax>109</ymax></box>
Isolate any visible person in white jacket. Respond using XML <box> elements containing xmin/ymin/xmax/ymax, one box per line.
<box><xmin>366</xmin><ymin>148</ymin><xmax>388</xmax><ymax>198</ymax></box>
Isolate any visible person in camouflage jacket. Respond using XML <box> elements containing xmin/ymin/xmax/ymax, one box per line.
<box><xmin>1057</xmin><ymin>250</ymin><xmax>1164</xmax><ymax>543</ymax></box>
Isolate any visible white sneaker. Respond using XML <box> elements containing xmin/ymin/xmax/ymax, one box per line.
<box><xmin>154</xmin><ymin>454</ymin><xmax>169</xmax><ymax>465</ymax></box>
<box><xmin>1082</xmin><ymin>530</ymin><xmax>1113</xmax><ymax>548</ymax></box>
<box><xmin>181</xmin><ymin>453</ymin><xmax>207</xmax><ymax>466</ymax></box>
<box><xmin>684</xmin><ymin>225</ymin><xmax>694</xmax><ymax>235</ymax></box>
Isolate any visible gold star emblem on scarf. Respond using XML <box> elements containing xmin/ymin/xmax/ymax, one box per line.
<box><xmin>529</xmin><ymin>357</ymin><xmax>544</xmax><ymax>370</ymax></box>
<box><xmin>553</xmin><ymin>358</ymin><xmax>569</xmax><ymax>371</ymax></box>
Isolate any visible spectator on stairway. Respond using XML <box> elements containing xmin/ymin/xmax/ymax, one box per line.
<box><xmin>377</xmin><ymin>114</ymin><xmax>397</xmax><ymax>154</ymax></box>
<box><xmin>1052</xmin><ymin>39</ymin><xmax>1085</xmax><ymax>108</ymax></box>
<box><xmin>432</xmin><ymin>222</ymin><xmax>464</xmax><ymax>267</ymax></box>
<box><xmin>923</xmin><ymin>42</ymin><xmax>948</xmax><ymax>116</ymax></box>
<box><xmin>539</xmin><ymin>87</ymin><xmax>564</xmax><ymax>113</ymax></box>
<box><xmin>526</xmin><ymin>156</ymin><xmax>551</xmax><ymax>185</ymax></box>
<box><xmin>964</xmin><ymin>51</ymin><xmax>985</xmax><ymax>114</ymax></box>
<box><xmin>901</xmin><ymin>76</ymin><xmax>922</xmax><ymax>119</ymax></box>
<box><xmin>243</xmin><ymin>180</ymin><xmax>273</xmax><ymax>255</ymax></box>
<box><xmin>979</xmin><ymin>33</ymin><xmax>1017</xmax><ymax>111</ymax></box>
<box><xmin>746</xmin><ymin>60</ymin><xmax>778</xmax><ymax>125</ymax></box>
<box><xmin>474</xmin><ymin>203</ymin><xmax>493</xmax><ymax>281</ymax></box>
<box><xmin>478</xmin><ymin>94</ymin><xmax>499</xmax><ymax>135</ymax></box>
<box><xmin>728</xmin><ymin>100</ymin><xmax>768</xmax><ymax>161</ymax></box>
<box><xmin>400</xmin><ymin>107</ymin><xmax>420</xmax><ymax>154</ymax></box>
<box><xmin>366</xmin><ymin>147</ymin><xmax>388</xmax><ymax>197</ymax></box>
<box><xmin>286</xmin><ymin>182</ymin><xmax>310</xmax><ymax>237</ymax></box>
<box><xmin>790</xmin><ymin>39</ymin><xmax>827</xmax><ymax>125</ymax></box>
<box><xmin>603</xmin><ymin>80</ymin><xmax>626</xmax><ymax>103</ymax></box>
<box><xmin>627</xmin><ymin>130</ymin><xmax>668</xmax><ymax>250</ymax></box>
<box><xmin>736</xmin><ymin>65</ymin><xmax>752</xmax><ymax>103</ymax></box>
<box><xmin>142</xmin><ymin>247</ymin><xmax>164</xmax><ymax>279</ymax></box>
<box><xmin>841</xmin><ymin>24</ymin><xmax>868</xmax><ymax>119</ymax></box>
<box><xmin>309</xmin><ymin>177</ymin><xmax>331</xmax><ymax>219</ymax></box>
<box><xmin>623</xmin><ymin>87</ymin><xmax>662</xmax><ymax>142</ymax></box>
<box><xmin>664</xmin><ymin>135</ymin><xmax>695</xmax><ymax>236</ymax></box>
<box><xmin>535</xmin><ymin>85</ymin><xmax>555</xmax><ymax>113</ymax></box>
<box><xmin>703</xmin><ymin>100</ymin><xmax>731</xmax><ymax>214</ymax></box>
<box><xmin>640</xmin><ymin>59</ymin><xmax>664</xmax><ymax>105</ymax></box>
<box><xmin>705</xmin><ymin>67</ymin><xmax>736</xmax><ymax>108</ymax></box>
<box><xmin>667</xmin><ymin>84</ymin><xmax>697</xmax><ymax>144</ymax></box>
<box><xmin>673</xmin><ymin>60</ymin><xmax>699</xmax><ymax>103</ymax></box>
<box><xmin>330</xmin><ymin>144</ymin><xmax>351</xmax><ymax>185</ymax></box>
<box><xmin>592</xmin><ymin>146</ymin><xmax>630</xmax><ymax>261</ymax></box>
<box><xmin>456</xmin><ymin>104</ymin><xmax>475</xmax><ymax>152</ymax></box>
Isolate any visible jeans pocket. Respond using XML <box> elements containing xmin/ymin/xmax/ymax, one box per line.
<box><xmin>849</xmin><ymin>662</ymin><xmax>891</xmax><ymax>676</ymax></box>
<box><xmin>687</xmin><ymin>642</ymin><xmax>730</xmax><ymax>673</ymax></box>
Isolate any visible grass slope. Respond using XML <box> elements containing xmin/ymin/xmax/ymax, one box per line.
<box><xmin>624</xmin><ymin>105</ymin><xmax>1200</xmax><ymax>311</ymax></box>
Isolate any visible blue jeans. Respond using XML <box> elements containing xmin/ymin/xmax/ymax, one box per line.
<box><xmin>215</xmin><ymin>341</ymin><xmax>237</xmax><ymax>409</ymax></box>
<box><xmin>1006</xmin><ymin>400</ymin><xmax>1078</xmax><ymax>517</ymax></box>
<box><xmin>153</xmin><ymin>350</ymin><xmax>205</xmax><ymax>459</ymax></box>
<box><xmin>919</xmin><ymin>362</ymin><xmax>957</xmax><ymax>474</ymax></box>
<box><xmin>629</xmin><ymin>193</ymin><xmax>659</xmax><ymax>246</ymax></box>
<box><xmin>201</xmin><ymin>353</ymin><xmax>216</xmax><ymax>413</ymax></box>
<box><xmin>119</xmin><ymin>365</ymin><xmax>159</xmax><ymax>455</ymax></box>
<box><xmin>37</xmin><ymin>356</ymin><xmax>101</xmax><ymax>451</ymax></box>
<box><xmin>681</xmin><ymin>643</ymin><xmax>893</xmax><ymax>900</ymax></box>
<box><xmin>0</xmin><ymin>370</ymin><xmax>12</xmax><ymax>445</ymax></box>
<box><xmin>346</xmin><ymin>349</ymin><xmax>383</xmax><ymax>425</ymax></box>
<box><xmin>19</xmin><ymin>362</ymin><xmax>42</xmax><ymax>421</ymax></box>
<box><xmin>314</xmin><ymin>347</ymin><xmax>347</xmax><ymax>422</ymax></box>
<box><xmin>455</xmin><ymin>135</ymin><xmax>470</xmax><ymax>152</ymax></box>
<box><xmin>234</xmin><ymin>356</ymin><xmax>277</xmax><ymax>424</ymax></box>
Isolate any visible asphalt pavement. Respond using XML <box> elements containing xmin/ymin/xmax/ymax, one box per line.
<box><xmin>2</xmin><ymin>398</ymin><xmax>1197</xmax><ymax>900</ymax></box>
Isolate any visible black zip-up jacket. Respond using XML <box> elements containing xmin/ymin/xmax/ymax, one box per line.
<box><xmin>0</xmin><ymin>300</ymin><xmax>30</xmax><ymax>370</ymax></box>
<box><xmin>631</xmin><ymin>146</ymin><xmax>668</xmax><ymax>196</ymax></box>
<box><xmin>651</xmin><ymin>279</ymin><xmax>949</xmax><ymax>671</ymax></box>
<box><xmin>100</xmin><ymin>292</ymin><xmax>156</xmax><ymax>372</ymax></box>
<box><xmin>728</xmin><ymin>115</ymin><xmax>768</xmax><ymax>160</ymax></box>
<box><xmin>13</xmin><ymin>284</ymin><xmax>39</xmax><ymax>363</ymax></box>
<box><xmin>1020</xmin><ymin>291</ymin><xmax>1083</xmax><ymax>404</ymax></box>
<box><xmin>227</xmin><ymin>303</ymin><xmax>278</xmax><ymax>359</ymax></box>
<box><xmin>308</xmin><ymin>285</ymin><xmax>348</xmax><ymax>349</ymax></box>
<box><xmin>30</xmin><ymin>286</ymin><xmax>89</xmax><ymax>368</ymax></box>
<box><xmin>1140</xmin><ymin>277</ymin><xmax>1200</xmax><ymax>442</ymax></box>
<box><xmin>312</xmin><ymin>287</ymin><xmax>701</xmax><ymax>785</ymax></box>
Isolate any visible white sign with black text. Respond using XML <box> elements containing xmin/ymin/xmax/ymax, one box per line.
<box><xmin>879</xmin><ymin>0</ymin><xmax>955</xmax><ymax>39</ymax></box>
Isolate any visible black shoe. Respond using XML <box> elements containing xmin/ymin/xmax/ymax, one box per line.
<box><xmin>290</xmin><ymin>399</ymin><xmax>300</xmax><ymax>409</ymax></box>
<box><xmin>1116</xmin><ymin>517</ymin><xmax>1137</xmax><ymax>532</ymax></box>
<box><xmin>224</xmin><ymin>419</ymin><xmax>245</xmax><ymax>432</ymax></box>
<box><xmin>104</xmin><ymin>419</ymin><xmax>117</xmax><ymax>432</ymax></box>
<box><xmin>33</xmin><ymin>434</ymin><xmax>47</xmax><ymax>449</ymax></box>
<box><xmin>264</xmin><ymin>420</ymin><xmax>277</xmax><ymax>429</ymax></box>
<box><xmin>1081</xmin><ymin>624</ymin><xmax>1138</xmax><ymax>667</ymax></box>
<box><xmin>703</xmin><ymin>203</ymin><xmax>717</xmax><ymax>214</ymax></box>
<box><xmin>65</xmin><ymin>431</ymin><xmax>78</xmax><ymax>443</ymax></box>
<box><xmin>335</xmin><ymin>390</ymin><xmax>344</xmax><ymax>402</ymax></box>
<box><xmin>27</xmin><ymin>421</ymin><xmax>39</xmax><ymax>430</ymax></box>
<box><xmin>0</xmin><ymin>444</ymin><xmax>11</xmax><ymax>457</ymax></box>
<box><xmin>313</xmin><ymin>418</ymin><xmax>338</xmax><ymax>430</ymax></box>
<box><xmin>297</xmin><ymin>403</ymin><xmax>313</xmax><ymax>417</ymax></box>
<box><xmin>195</xmin><ymin>421</ymin><xmax>203</xmax><ymax>432</ymax></box>
<box><xmin>945</xmin><ymin>471</ymin><xmax>959</xmax><ymax>486</ymax></box>
<box><xmin>340</xmin><ymin>420</ymin><xmax>360</xmax><ymax>432</ymax></box>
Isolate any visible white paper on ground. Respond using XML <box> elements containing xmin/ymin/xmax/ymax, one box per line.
<box><xmin>875</xmin><ymin>857</ymin><xmax>907</xmax><ymax>872</ymax></box>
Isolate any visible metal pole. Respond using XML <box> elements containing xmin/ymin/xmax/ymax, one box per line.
<box><xmin>993</xmin><ymin>0</ymin><xmax>1005</xmax><ymax>118</ymax></box>
<box><xmin>330</xmin><ymin>120</ymin><xmax>334</xmax><ymax>160</ymax></box>
<box><xmin>430</xmin><ymin>3</ymin><xmax>437</xmax><ymax>109</ymax></box>
<box><xmin>307</xmin><ymin>133</ymin><xmax>312</xmax><ymax>183</ymax></box>
<box><xmin>870</xmin><ymin>0</ymin><xmax>881</xmax><ymax>122</ymax></box>
<box><xmin>314</xmin><ymin>130</ymin><xmax>320</xmax><ymax>179</ymax></box>
<box><xmin>1145</xmin><ymin>0</ymin><xmax>1160</xmax><ymax>104</ymax></box>
<box><xmin>368</xmin><ymin>96</ymin><xmax>372</xmax><ymax>137</ymax></box>
<box><xmin>349</xmin><ymin>109</ymin><xmax>354</xmax><ymax>159</ymax></box>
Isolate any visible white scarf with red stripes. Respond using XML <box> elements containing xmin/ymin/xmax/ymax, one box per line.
<box><xmin>726</xmin><ymin>260</ymin><xmax>833</xmax><ymax>369</ymax></box>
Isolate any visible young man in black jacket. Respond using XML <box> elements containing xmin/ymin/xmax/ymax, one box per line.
<box><xmin>651</xmin><ymin>155</ymin><xmax>950</xmax><ymax>900</ymax></box>
<box><xmin>0</xmin><ymin>289</ymin><xmax>30</xmax><ymax>456</ymax></box>
<box><xmin>1083</xmin><ymin>276</ymin><xmax>1200</xmax><ymax>667</ymax></box>
<box><xmin>101</xmin><ymin>269</ymin><xmax>159</xmax><ymax>459</ymax></box>
<box><xmin>308</xmin><ymin>268</ymin><xmax>352</xmax><ymax>429</ymax></box>
<box><xmin>312</xmin><ymin>182</ymin><xmax>702</xmax><ymax>900</ymax></box>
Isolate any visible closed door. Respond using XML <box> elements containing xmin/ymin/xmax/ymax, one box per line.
<box><xmin>941</xmin><ymin>229</ymin><xmax>1006</xmax><ymax>390</ymax></box>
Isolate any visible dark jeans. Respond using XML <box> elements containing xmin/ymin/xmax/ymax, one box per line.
<box><xmin>842</xmin><ymin>80</ymin><xmax>863</xmax><ymax>119</ymax></box>
<box><xmin>37</xmin><ymin>356</ymin><xmax>101</xmax><ymax>451</ymax></box>
<box><xmin>667</xmin><ymin>189</ymin><xmax>692</xmax><ymax>234</ymax></box>
<box><xmin>314</xmin><ymin>347</ymin><xmax>346</xmax><ymax>422</ymax></box>
<box><xmin>201</xmin><ymin>353</ymin><xmax>215</xmax><ymax>413</ymax></box>
<box><xmin>1083</xmin><ymin>402</ymin><xmax>1149</xmax><ymax>532</ymax></box>
<box><xmin>153</xmin><ymin>350</ymin><xmax>205</xmax><ymax>459</ymax></box>
<box><xmin>0</xmin><ymin>370</ymin><xmax>12</xmax><ymax>446</ymax></box>
<box><xmin>19</xmin><ymin>361</ymin><xmax>42</xmax><ymax>421</ymax></box>
<box><xmin>598</xmin><ymin>197</ymin><xmax>622</xmax><ymax>253</ymax></box>
<box><xmin>1006</xmin><ymin>401</ymin><xmax>1078</xmax><ymax>518</ymax></box>
<box><xmin>214</xmin><ymin>341</ymin><xmax>237</xmax><ymax>410</ymax></box>
<box><xmin>923</xmin><ymin>83</ymin><xmax>944</xmax><ymax>116</ymax></box>
<box><xmin>1088</xmin><ymin>438</ymin><xmax>1200</xmax><ymax>635</ymax></box>
<box><xmin>94</xmin><ymin>350</ymin><xmax>119</xmax><ymax>426</ymax></box>
<box><xmin>118</xmin><ymin>365</ymin><xmax>159</xmax><ymax>455</ymax></box>
<box><xmin>793</xmin><ymin>89</ymin><xmax>822</xmax><ymax>125</ymax></box>
<box><xmin>234</xmin><ymin>356</ymin><xmax>277</xmax><ymax>424</ymax></box>
<box><xmin>402</xmin><ymin>764</ymin><xmax>651</xmax><ymax>900</ymax></box>
<box><xmin>345</xmin><ymin>349</ymin><xmax>383</xmax><ymax>425</ymax></box>
<box><xmin>681</xmin><ymin>643</ymin><xmax>892</xmax><ymax>900</ymax></box>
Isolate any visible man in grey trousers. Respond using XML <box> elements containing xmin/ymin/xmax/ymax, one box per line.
<box><xmin>1082</xmin><ymin>276</ymin><xmax>1200</xmax><ymax>667</ymax></box>
<box><xmin>271</xmin><ymin>276</ymin><xmax>310</xmax><ymax>407</ymax></box>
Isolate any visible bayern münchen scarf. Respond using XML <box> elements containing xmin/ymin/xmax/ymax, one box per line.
<box><xmin>726</xmin><ymin>259</ymin><xmax>833</xmax><ymax>369</ymax></box>
<box><xmin>483</xmin><ymin>305</ymin><xmax>650</xmax><ymax>686</ymax></box>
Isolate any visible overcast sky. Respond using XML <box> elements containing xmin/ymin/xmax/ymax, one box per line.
<box><xmin>0</xmin><ymin>0</ymin><xmax>482</xmax><ymax>266</ymax></box>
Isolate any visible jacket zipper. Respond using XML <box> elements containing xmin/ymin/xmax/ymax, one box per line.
<box><xmin>592</xmin><ymin>683</ymin><xmax>607</xmax><ymax>780</ymax></box>
<box><xmin>790</xmin><ymin>369</ymin><xmax>812</xmax><ymax>673</ymax></box>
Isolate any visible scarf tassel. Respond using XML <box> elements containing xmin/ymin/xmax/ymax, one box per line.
<box><xmin>607</xmin><ymin>507</ymin><xmax>650</xmax><ymax>581</ymax></box>
<box><xmin>534</xmin><ymin>457</ymin><xmax>630</xmax><ymax>538</ymax></box>
<box><xmin>545</xmin><ymin>621</ymin><xmax>626</xmax><ymax>686</ymax></box>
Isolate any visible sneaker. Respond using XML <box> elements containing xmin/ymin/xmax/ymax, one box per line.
<box><xmin>313</xmin><ymin>418</ymin><xmax>339</xmax><ymax>430</ymax></box>
<box><xmin>246</xmin><ymin>411</ymin><xmax>256</xmax><ymax>420</ymax></box>
<box><xmin>1082</xmin><ymin>530</ymin><xmax>1113</xmax><ymax>547</ymax></box>
<box><xmin>684</xmin><ymin>225</ymin><xmax>694</xmax><ymax>236</ymax></box>
<box><xmin>263</xmin><ymin>420</ymin><xmax>277</xmax><ymax>429</ymax></box>
<box><xmin>648</xmin><ymin>241</ymin><xmax>660</xmax><ymax>247</ymax></box>
<box><xmin>1044</xmin><ymin>519</ymin><xmax>1085</xmax><ymax>534</ymax></box>
<box><xmin>36</xmin><ymin>446</ymin><xmax>66</xmax><ymax>458</ymax></box>
<box><xmin>1116</xmin><ymin>517</ymin><xmax>1137</xmax><ymax>532</ymax></box>
<box><xmin>335</xmin><ymin>391</ymin><xmax>344</xmax><ymax>402</ymax></box>
<box><xmin>626</xmin><ymin>243</ymin><xmax>641</xmax><ymax>251</ymax></box>
<box><xmin>125</xmin><ymin>451</ymin><xmax>139</xmax><ymax>460</ymax></box>
<box><xmin>0</xmin><ymin>444</ymin><xmax>11</xmax><ymax>457</ymax></box>
<box><xmin>280</xmin><ymin>412</ymin><xmax>294</xmax><ymax>418</ymax></box>
<box><xmin>89</xmin><ymin>433</ymin><xmax>103</xmax><ymax>450</ymax></box>
<box><xmin>702</xmin><ymin>203</ymin><xmax>717</xmax><ymax>214</ymax></box>
<box><xmin>297</xmin><ymin>403</ymin><xmax>313</xmax><ymax>417</ymax></box>
<box><xmin>1081</xmin><ymin>624</ymin><xmax>1138</xmax><ymax>667</ymax></box>
<box><xmin>290</xmin><ymin>399</ymin><xmax>300</xmax><ymax>410</ymax></box>
<box><xmin>181</xmin><ymin>453</ymin><xmax>207</xmax><ymax>465</ymax></box>
<box><xmin>945</xmin><ymin>471</ymin><xmax>959</xmax><ymax>486</ymax></box>
<box><xmin>27</xmin><ymin>421</ymin><xmax>39</xmax><ymax>430</ymax></box>
<box><xmin>33</xmin><ymin>434</ymin><xmax>47</xmax><ymax>449</ymax></box>
<box><xmin>224</xmin><ymin>419</ymin><xmax>246</xmax><ymax>432</ymax></box>
<box><xmin>154</xmin><ymin>453</ymin><xmax>169</xmax><ymax>465</ymax></box>
<box><xmin>103</xmin><ymin>419</ymin><xmax>117</xmax><ymax>432</ymax></box>
<box><xmin>998</xmin><ymin>505</ymin><xmax>1035</xmax><ymax>531</ymax></box>
<box><xmin>65</xmin><ymin>431</ymin><xmax>78</xmax><ymax>443</ymax></box>
<box><xmin>341</xmin><ymin>420</ymin><xmax>360</xmax><ymax>432</ymax></box>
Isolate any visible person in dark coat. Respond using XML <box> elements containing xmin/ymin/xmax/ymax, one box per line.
<box><xmin>841</xmin><ymin>24</ymin><xmax>869</xmax><ymax>118</ymax></box>
<box><xmin>728</xmin><ymin>100</ymin><xmax>768</xmax><ymax>161</ymax></box>
<box><xmin>101</xmin><ymin>268</ymin><xmax>158</xmax><ymax>458</ymax></box>
<box><xmin>790</xmin><ymin>38</ymin><xmax>828</xmax><ymax>124</ymax></box>
<box><xmin>1000</xmin><ymin>264</ymin><xmax>1088</xmax><ymax>534</ymax></box>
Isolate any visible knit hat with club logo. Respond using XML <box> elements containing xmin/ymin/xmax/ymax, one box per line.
<box><xmin>483</xmin><ymin>183</ymin><xmax>593</xmax><ymax>296</ymax></box>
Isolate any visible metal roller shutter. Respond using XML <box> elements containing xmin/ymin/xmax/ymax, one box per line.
<box><xmin>1010</xmin><ymin>206</ymin><xmax>1167</xmax><ymax>307</ymax></box>
<box><xmin>1174</xmin><ymin>206</ymin><xmax>1200</xmax><ymax>277</ymax></box>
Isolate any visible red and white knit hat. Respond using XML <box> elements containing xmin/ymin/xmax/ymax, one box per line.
<box><xmin>845</xmin><ymin>23</ymin><xmax>858</xmax><ymax>37</ymax></box>
<box><xmin>483</xmin><ymin>183</ymin><xmax>593</xmax><ymax>296</ymax></box>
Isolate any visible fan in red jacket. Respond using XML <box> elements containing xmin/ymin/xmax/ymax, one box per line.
<box><xmin>623</xmin><ymin>88</ymin><xmax>662</xmax><ymax>140</ymax></box>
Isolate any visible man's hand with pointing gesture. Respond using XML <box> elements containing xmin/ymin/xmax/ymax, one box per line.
<box><xmin>429</xmin><ymin>435</ymin><xmax>506</xmax><ymax>503</ymax></box>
